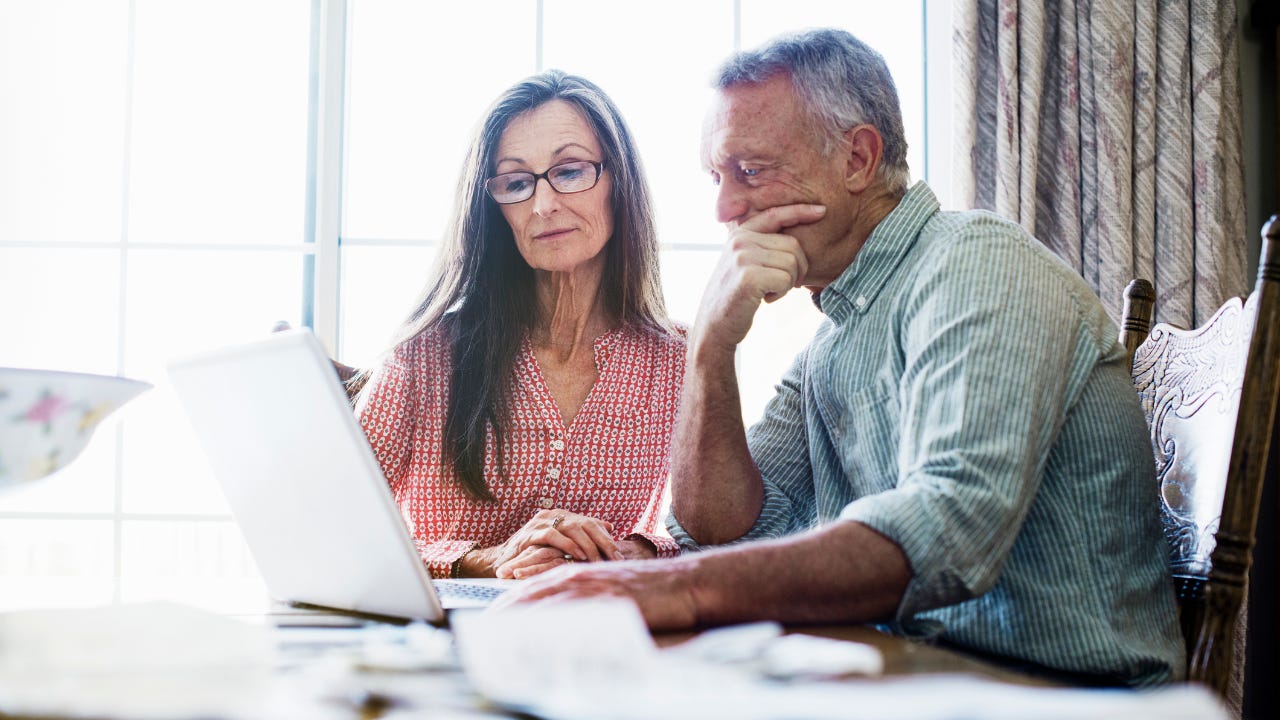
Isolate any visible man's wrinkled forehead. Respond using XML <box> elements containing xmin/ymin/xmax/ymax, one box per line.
<box><xmin>699</xmin><ymin>93</ymin><xmax>733</xmax><ymax>166</ymax></box>
<box><xmin>700</xmin><ymin>79</ymin><xmax>808</xmax><ymax>165</ymax></box>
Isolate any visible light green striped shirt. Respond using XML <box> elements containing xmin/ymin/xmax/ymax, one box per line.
<box><xmin>670</xmin><ymin>182</ymin><xmax>1184</xmax><ymax>686</ymax></box>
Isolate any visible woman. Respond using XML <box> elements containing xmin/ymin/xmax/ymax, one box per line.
<box><xmin>355</xmin><ymin>70</ymin><xmax>685</xmax><ymax>580</ymax></box>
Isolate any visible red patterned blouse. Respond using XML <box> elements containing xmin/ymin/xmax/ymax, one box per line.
<box><xmin>356</xmin><ymin>322</ymin><xmax>686</xmax><ymax>578</ymax></box>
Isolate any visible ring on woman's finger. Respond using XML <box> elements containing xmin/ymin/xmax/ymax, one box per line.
<box><xmin>551</xmin><ymin>514</ymin><xmax>566</xmax><ymax>530</ymax></box>
<box><xmin>562</xmin><ymin>553</ymin><xmax>575</xmax><ymax>562</ymax></box>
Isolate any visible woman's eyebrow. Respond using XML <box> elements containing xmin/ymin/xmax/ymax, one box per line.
<box><xmin>551</xmin><ymin>142</ymin><xmax>594</xmax><ymax>157</ymax></box>
<box><xmin>495</xmin><ymin>142</ymin><xmax>595</xmax><ymax>170</ymax></box>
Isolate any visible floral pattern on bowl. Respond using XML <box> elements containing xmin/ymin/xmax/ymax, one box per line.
<box><xmin>0</xmin><ymin>368</ymin><xmax>152</xmax><ymax>489</ymax></box>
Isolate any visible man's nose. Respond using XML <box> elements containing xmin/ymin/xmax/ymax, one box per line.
<box><xmin>531</xmin><ymin>177</ymin><xmax>561</xmax><ymax>217</ymax></box>
<box><xmin>714</xmin><ymin>182</ymin><xmax>748</xmax><ymax>225</ymax></box>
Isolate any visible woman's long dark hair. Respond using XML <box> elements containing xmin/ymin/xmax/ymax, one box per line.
<box><xmin>385</xmin><ymin>70</ymin><xmax>670</xmax><ymax>502</ymax></box>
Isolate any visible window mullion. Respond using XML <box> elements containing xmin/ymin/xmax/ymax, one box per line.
<box><xmin>923</xmin><ymin>0</ymin><xmax>954</xmax><ymax>208</ymax></box>
<box><xmin>309</xmin><ymin>0</ymin><xmax>348</xmax><ymax>355</ymax></box>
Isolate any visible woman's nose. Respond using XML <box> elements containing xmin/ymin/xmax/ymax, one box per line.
<box><xmin>531</xmin><ymin>177</ymin><xmax>561</xmax><ymax>217</ymax></box>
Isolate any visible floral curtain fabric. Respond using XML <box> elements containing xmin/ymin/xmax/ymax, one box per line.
<box><xmin>954</xmin><ymin>0</ymin><xmax>1248</xmax><ymax>329</ymax></box>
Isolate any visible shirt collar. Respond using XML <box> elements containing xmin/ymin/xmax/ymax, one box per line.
<box><xmin>817</xmin><ymin>181</ymin><xmax>940</xmax><ymax>322</ymax></box>
<box><xmin>520</xmin><ymin>325</ymin><xmax>627</xmax><ymax>371</ymax></box>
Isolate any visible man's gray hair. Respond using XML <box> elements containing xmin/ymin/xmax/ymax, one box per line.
<box><xmin>714</xmin><ymin>28</ymin><xmax>910</xmax><ymax>193</ymax></box>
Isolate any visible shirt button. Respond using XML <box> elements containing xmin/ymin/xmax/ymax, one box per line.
<box><xmin>547</xmin><ymin>467</ymin><xmax>561</xmax><ymax>479</ymax></box>
<box><xmin>551</xmin><ymin>439</ymin><xmax>565</xmax><ymax>451</ymax></box>
<box><xmin>539</xmin><ymin>497</ymin><xmax>554</xmax><ymax>509</ymax></box>
<box><xmin>854</xmin><ymin>295</ymin><xmax>867</xmax><ymax>310</ymax></box>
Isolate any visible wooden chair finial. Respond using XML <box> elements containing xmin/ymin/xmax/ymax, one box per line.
<box><xmin>1120</xmin><ymin>278</ymin><xmax>1156</xmax><ymax>360</ymax></box>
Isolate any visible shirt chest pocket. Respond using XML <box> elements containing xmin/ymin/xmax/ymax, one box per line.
<box><xmin>823</xmin><ymin>380</ymin><xmax>900</xmax><ymax>496</ymax></box>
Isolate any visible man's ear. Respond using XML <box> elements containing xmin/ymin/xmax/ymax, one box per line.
<box><xmin>843</xmin><ymin>125</ymin><xmax>883</xmax><ymax>193</ymax></box>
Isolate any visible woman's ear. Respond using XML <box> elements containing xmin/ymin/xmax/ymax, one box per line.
<box><xmin>843</xmin><ymin>125</ymin><xmax>884</xmax><ymax>193</ymax></box>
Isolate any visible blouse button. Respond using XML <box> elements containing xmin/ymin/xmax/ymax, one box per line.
<box><xmin>547</xmin><ymin>467</ymin><xmax>561</xmax><ymax>479</ymax></box>
<box><xmin>539</xmin><ymin>497</ymin><xmax>554</xmax><ymax>509</ymax></box>
<box><xmin>551</xmin><ymin>439</ymin><xmax>565</xmax><ymax>451</ymax></box>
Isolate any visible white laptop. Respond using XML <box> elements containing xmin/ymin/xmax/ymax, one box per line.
<box><xmin>167</xmin><ymin>328</ymin><xmax>516</xmax><ymax>622</ymax></box>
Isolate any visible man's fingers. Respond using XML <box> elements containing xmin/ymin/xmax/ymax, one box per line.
<box><xmin>727</xmin><ymin>231</ymin><xmax>809</xmax><ymax>291</ymax></box>
<box><xmin>731</xmin><ymin>262</ymin><xmax>802</xmax><ymax>306</ymax></box>
<box><xmin>492</xmin><ymin>566</ymin><xmax>586</xmax><ymax>607</ymax></box>
<box><xmin>790</xmin><ymin>240</ymin><xmax>810</xmax><ymax>287</ymax></box>
<box><xmin>737</xmin><ymin>203</ymin><xmax>826</xmax><ymax>235</ymax></box>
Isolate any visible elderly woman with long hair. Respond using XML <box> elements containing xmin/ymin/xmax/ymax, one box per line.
<box><xmin>355</xmin><ymin>70</ymin><xmax>685</xmax><ymax>580</ymax></box>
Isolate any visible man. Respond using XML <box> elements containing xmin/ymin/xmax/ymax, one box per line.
<box><xmin>501</xmin><ymin>28</ymin><xmax>1184</xmax><ymax>686</ymax></box>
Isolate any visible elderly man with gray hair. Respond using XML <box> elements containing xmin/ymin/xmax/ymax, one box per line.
<box><xmin>501</xmin><ymin>27</ymin><xmax>1184</xmax><ymax>687</ymax></box>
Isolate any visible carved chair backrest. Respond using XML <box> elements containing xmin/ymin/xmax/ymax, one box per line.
<box><xmin>1120</xmin><ymin>216</ymin><xmax>1280</xmax><ymax>698</ymax></box>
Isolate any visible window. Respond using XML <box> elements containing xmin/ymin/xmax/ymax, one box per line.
<box><xmin>0</xmin><ymin>0</ymin><xmax>311</xmax><ymax>612</ymax></box>
<box><xmin>340</xmin><ymin>0</ymin><xmax>936</xmax><ymax>421</ymax></box>
<box><xmin>0</xmin><ymin>0</ymin><xmax>949</xmax><ymax>612</ymax></box>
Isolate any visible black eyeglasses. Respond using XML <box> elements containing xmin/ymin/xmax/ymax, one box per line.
<box><xmin>484</xmin><ymin>160</ymin><xmax>605</xmax><ymax>204</ymax></box>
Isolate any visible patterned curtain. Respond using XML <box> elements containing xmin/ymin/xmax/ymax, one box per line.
<box><xmin>954</xmin><ymin>0</ymin><xmax>1248</xmax><ymax>330</ymax></box>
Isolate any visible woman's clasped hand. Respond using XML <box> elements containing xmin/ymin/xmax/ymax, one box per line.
<box><xmin>479</xmin><ymin>509</ymin><xmax>628</xmax><ymax>579</ymax></box>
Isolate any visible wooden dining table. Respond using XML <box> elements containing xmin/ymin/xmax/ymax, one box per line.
<box><xmin>267</xmin><ymin>613</ymin><xmax>1066</xmax><ymax>720</ymax></box>
<box><xmin>0</xmin><ymin>603</ymin><xmax>1221</xmax><ymax>720</ymax></box>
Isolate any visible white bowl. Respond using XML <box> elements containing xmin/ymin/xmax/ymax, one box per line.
<box><xmin>0</xmin><ymin>367</ymin><xmax>152</xmax><ymax>489</ymax></box>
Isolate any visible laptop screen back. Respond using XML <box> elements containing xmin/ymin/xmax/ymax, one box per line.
<box><xmin>167</xmin><ymin>329</ymin><xmax>444</xmax><ymax>621</ymax></box>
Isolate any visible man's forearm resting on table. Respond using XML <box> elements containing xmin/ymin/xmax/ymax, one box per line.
<box><xmin>682</xmin><ymin>520</ymin><xmax>911</xmax><ymax>628</ymax></box>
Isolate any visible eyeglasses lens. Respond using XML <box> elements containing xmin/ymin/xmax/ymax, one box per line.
<box><xmin>485</xmin><ymin>161</ymin><xmax>601</xmax><ymax>204</ymax></box>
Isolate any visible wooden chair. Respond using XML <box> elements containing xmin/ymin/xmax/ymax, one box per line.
<box><xmin>1119</xmin><ymin>278</ymin><xmax>1156</xmax><ymax>363</ymax></box>
<box><xmin>1120</xmin><ymin>215</ymin><xmax>1280</xmax><ymax>701</ymax></box>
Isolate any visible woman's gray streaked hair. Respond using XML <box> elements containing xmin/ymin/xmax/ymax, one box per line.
<box><xmin>714</xmin><ymin>28</ymin><xmax>910</xmax><ymax>193</ymax></box>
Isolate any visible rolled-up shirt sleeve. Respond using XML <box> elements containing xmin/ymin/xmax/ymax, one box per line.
<box><xmin>415</xmin><ymin>538</ymin><xmax>478</xmax><ymax>579</ymax></box>
<box><xmin>838</xmin><ymin>237</ymin><xmax>1103</xmax><ymax>623</ymax></box>
<box><xmin>626</xmin><ymin>531</ymin><xmax>681</xmax><ymax>558</ymax></box>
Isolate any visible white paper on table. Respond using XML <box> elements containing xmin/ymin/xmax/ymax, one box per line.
<box><xmin>451</xmin><ymin>599</ymin><xmax>1230</xmax><ymax>720</ymax></box>
<box><xmin>450</xmin><ymin>598</ymin><xmax>668</xmax><ymax>715</ymax></box>
<box><xmin>0</xmin><ymin>601</ymin><xmax>276</xmax><ymax>720</ymax></box>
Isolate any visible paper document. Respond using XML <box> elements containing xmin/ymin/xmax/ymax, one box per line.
<box><xmin>452</xmin><ymin>600</ymin><xmax>1229</xmax><ymax>720</ymax></box>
